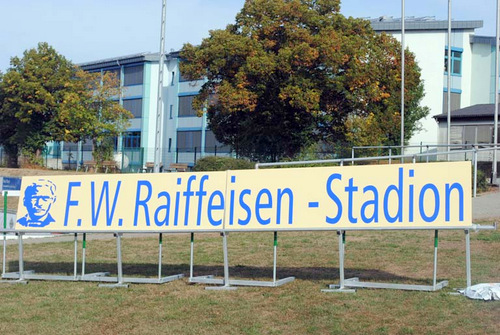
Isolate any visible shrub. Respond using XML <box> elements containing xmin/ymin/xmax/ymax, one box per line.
<box><xmin>475</xmin><ymin>168</ymin><xmax>489</xmax><ymax>193</ymax></box>
<box><xmin>193</xmin><ymin>156</ymin><xmax>255</xmax><ymax>171</ymax></box>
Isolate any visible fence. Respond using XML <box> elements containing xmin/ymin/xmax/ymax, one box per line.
<box><xmin>37</xmin><ymin>144</ymin><xmax>233</xmax><ymax>172</ymax></box>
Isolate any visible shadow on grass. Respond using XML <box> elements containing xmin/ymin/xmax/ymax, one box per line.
<box><xmin>6</xmin><ymin>261</ymin><xmax>436</xmax><ymax>284</ymax></box>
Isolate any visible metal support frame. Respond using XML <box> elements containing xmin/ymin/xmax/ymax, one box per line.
<box><xmin>98</xmin><ymin>234</ymin><xmax>129</xmax><ymax>288</ymax></box>
<box><xmin>465</xmin><ymin>229</ymin><xmax>472</xmax><ymax>288</ymax></box>
<box><xmin>2</xmin><ymin>232</ymin><xmax>182</xmax><ymax>285</ymax></box>
<box><xmin>2</xmin><ymin>191</ymin><xmax>6</xmax><ymax>277</ymax></box>
<box><xmin>92</xmin><ymin>233</ymin><xmax>183</xmax><ymax>287</ymax></box>
<box><xmin>190</xmin><ymin>231</ymin><xmax>295</xmax><ymax>289</ymax></box>
<box><xmin>322</xmin><ymin>231</ymin><xmax>355</xmax><ymax>293</ymax></box>
<box><xmin>1</xmin><ymin>232</ymin><xmax>28</xmax><ymax>284</ymax></box>
<box><xmin>324</xmin><ymin>230</ymin><xmax>449</xmax><ymax>293</ymax></box>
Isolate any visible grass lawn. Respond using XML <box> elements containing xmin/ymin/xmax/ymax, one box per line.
<box><xmin>0</xmin><ymin>228</ymin><xmax>498</xmax><ymax>334</ymax></box>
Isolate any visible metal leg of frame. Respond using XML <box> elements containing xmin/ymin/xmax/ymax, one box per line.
<box><xmin>73</xmin><ymin>233</ymin><xmax>78</xmax><ymax>280</ymax></box>
<box><xmin>189</xmin><ymin>233</ymin><xmax>194</xmax><ymax>280</ymax></box>
<box><xmin>158</xmin><ymin>233</ymin><xmax>163</xmax><ymax>280</ymax></box>
<box><xmin>432</xmin><ymin>230</ymin><xmax>438</xmax><ymax>290</ymax></box>
<box><xmin>153</xmin><ymin>233</ymin><xmax>183</xmax><ymax>284</ymax></box>
<box><xmin>187</xmin><ymin>233</ymin><xmax>218</xmax><ymax>285</ymax></box>
<box><xmin>2</xmin><ymin>191</ymin><xmax>6</xmax><ymax>277</ymax></box>
<box><xmin>323</xmin><ymin>231</ymin><xmax>355</xmax><ymax>293</ymax></box>
<box><xmin>1</xmin><ymin>233</ymin><xmax>27</xmax><ymax>284</ymax></box>
<box><xmin>82</xmin><ymin>233</ymin><xmax>86</xmax><ymax>276</ymax></box>
<box><xmin>2</xmin><ymin>232</ymin><xmax>6</xmax><ymax>277</ymax></box>
<box><xmin>465</xmin><ymin>229</ymin><xmax>471</xmax><ymax>288</ymax></box>
<box><xmin>80</xmin><ymin>233</ymin><xmax>110</xmax><ymax>281</ymax></box>
<box><xmin>99</xmin><ymin>234</ymin><xmax>128</xmax><ymax>288</ymax></box>
<box><xmin>273</xmin><ymin>232</ymin><xmax>277</xmax><ymax>283</ymax></box>
<box><xmin>333</xmin><ymin>230</ymin><xmax>448</xmax><ymax>292</ymax></box>
<box><xmin>206</xmin><ymin>232</ymin><xmax>237</xmax><ymax>290</ymax></box>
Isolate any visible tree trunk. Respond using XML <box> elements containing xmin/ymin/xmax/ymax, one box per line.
<box><xmin>4</xmin><ymin>144</ymin><xmax>19</xmax><ymax>168</ymax></box>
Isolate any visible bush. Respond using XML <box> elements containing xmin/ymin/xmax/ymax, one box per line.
<box><xmin>475</xmin><ymin>168</ymin><xmax>489</xmax><ymax>193</ymax></box>
<box><xmin>193</xmin><ymin>156</ymin><xmax>255</xmax><ymax>171</ymax></box>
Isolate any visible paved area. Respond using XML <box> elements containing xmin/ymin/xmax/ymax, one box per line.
<box><xmin>472</xmin><ymin>188</ymin><xmax>500</xmax><ymax>221</ymax></box>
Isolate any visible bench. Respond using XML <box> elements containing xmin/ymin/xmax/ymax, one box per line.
<box><xmin>84</xmin><ymin>161</ymin><xmax>97</xmax><ymax>173</ymax></box>
<box><xmin>84</xmin><ymin>160</ymin><xmax>117</xmax><ymax>173</ymax></box>
<box><xmin>101</xmin><ymin>160</ymin><xmax>117</xmax><ymax>173</ymax></box>
<box><xmin>168</xmin><ymin>163</ymin><xmax>189</xmax><ymax>172</ymax></box>
<box><xmin>143</xmin><ymin>162</ymin><xmax>164</xmax><ymax>173</ymax></box>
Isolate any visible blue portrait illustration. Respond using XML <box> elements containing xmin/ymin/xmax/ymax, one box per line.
<box><xmin>17</xmin><ymin>179</ymin><xmax>57</xmax><ymax>228</ymax></box>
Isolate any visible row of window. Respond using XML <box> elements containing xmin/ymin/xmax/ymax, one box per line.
<box><xmin>103</xmin><ymin>65</ymin><xmax>144</xmax><ymax>86</ymax></box>
<box><xmin>451</xmin><ymin>125</ymin><xmax>499</xmax><ymax>146</ymax></box>
<box><xmin>121</xmin><ymin>130</ymin><xmax>229</xmax><ymax>152</ymax></box>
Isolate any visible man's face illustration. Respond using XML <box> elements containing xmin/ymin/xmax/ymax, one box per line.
<box><xmin>24</xmin><ymin>184</ymin><xmax>55</xmax><ymax>219</ymax></box>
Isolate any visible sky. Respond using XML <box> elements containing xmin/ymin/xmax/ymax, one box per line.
<box><xmin>0</xmin><ymin>0</ymin><xmax>497</xmax><ymax>72</ymax></box>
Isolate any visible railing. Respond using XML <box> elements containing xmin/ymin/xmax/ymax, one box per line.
<box><xmin>256</xmin><ymin>146</ymin><xmax>500</xmax><ymax>198</ymax></box>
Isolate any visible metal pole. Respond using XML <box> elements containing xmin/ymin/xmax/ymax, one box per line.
<box><xmin>447</xmin><ymin>0</ymin><xmax>452</xmax><ymax>162</ymax></box>
<box><xmin>273</xmin><ymin>232</ymin><xmax>277</xmax><ymax>283</ymax></box>
<box><xmin>2</xmin><ymin>191</ymin><xmax>7</xmax><ymax>276</ymax></box>
<box><xmin>493</xmin><ymin>0</ymin><xmax>500</xmax><ymax>183</ymax></box>
<box><xmin>190</xmin><ymin>233</ymin><xmax>194</xmax><ymax>279</ymax></box>
<box><xmin>465</xmin><ymin>229</ymin><xmax>471</xmax><ymax>287</ymax></box>
<box><xmin>338</xmin><ymin>231</ymin><xmax>345</xmax><ymax>289</ymax></box>
<box><xmin>73</xmin><ymin>233</ymin><xmax>78</xmax><ymax>280</ymax></box>
<box><xmin>400</xmin><ymin>0</ymin><xmax>405</xmax><ymax>162</ymax></box>
<box><xmin>117</xmin><ymin>234</ymin><xmax>124</xmax><ymax>285</ymax></box>
<box><xmin>153</xmin><ymin>0</ymin><xmax>167</xmax><ymax>173</ymax></box>
<box><xmin>473</xmin><ymin>148</ymin><xmax>478</xmax><ymax>197</ymax></box>
<box><xmin>18</xmin><ymin>233</ymin><xmax>24</xmax><ymax>281</ymax></box>
<box><xmin>222</xmin><ymin>232</ymin><xmax>230</xmax><ymax>287</ymax></box>
<box><xmin>433</xmin><ymin>230</ymin><xmax>439</xmax><ymax>290</ymax></box>
<box><xmin>158</xmin><ymin>233</ymin><xmax>163</xmax><ymax>280</ymax></box>
<box><xmin>82</xmin><ymin>233</ymin><xmax>86</xmax><ymax>276</ymax></box>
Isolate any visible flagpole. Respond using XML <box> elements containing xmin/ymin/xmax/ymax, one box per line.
<box><xmin>401</xmin><ymin>0</ymin><xmax>405</xmax><ymax>162</ymax></box>
<box><xmin>154</xmin><ymin>0</ymin><xmax>167</xmax><ymax>173</ymax></box>
<box><xmin>493</xmin><ymin>0</ymin><xmax>499</xmax><ymax>183</ymax></box>
<box><xmin>447</xmin><ymin>0</ymin><xmax>452</xmax><ymax>162</ymax></box>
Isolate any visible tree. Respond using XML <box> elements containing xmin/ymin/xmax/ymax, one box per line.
<box><xmin>0</xmin><ymin>43</ymin><xmax>76</xmax><ymax>166</ymax></box>
<box><xmin>180</xmin><ymin>0</ymin><xmax>428</xmax><ymax>161</ymax></box>
<box><xmin>55</xmin><ymin>70</ymin><xmax>132</xmax><ymax>167</ymax></box>
<box><xmin>0</xmin><ymin>43</ymin><xmax>131</xmax><ymax>167</ymax></box>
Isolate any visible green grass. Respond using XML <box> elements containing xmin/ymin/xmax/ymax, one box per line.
<box><xmin>0</xmin><ymin>229</ymin><xmax>498</xmax><ymax>334</ymax></box>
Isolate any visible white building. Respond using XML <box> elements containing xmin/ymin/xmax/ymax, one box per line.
<box><xmin>371</xmin><ymin>16</ymin><xmax>491</xmax><ymax>151</ymax></box>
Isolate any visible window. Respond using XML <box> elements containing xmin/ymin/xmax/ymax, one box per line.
<box><xmin>451</xmin><ymin>125</ymin><xmax>494</xmax><ymax>148</ymax></box>
<box><xmin>442</xmin><ymin>92</ymin><xmax>461</xmax><ymax>112</ymax></box>
<box><xmin>123</xmin><ymin>65</ymin><xmax>143</xmax><ymax>86</ymax></box>
<box><xmin>169</xmin><ymin>105</ymin><xmax>173</xmax><ymax>119</ymax></box>
<box><xmin>177</xmin><ymin>130</ymin><xmax>201</xmax><ymax>152</ymax></box>
<box><xmin>205</xmin><ymin>130</ymin><xmax>231</xmax><ymax>153</ymax></box>
<box><xmin>123</xmin><ymin>98</ymin><xmax>143</xmax><ymax>118</ymax></box>
<box><xmin>168</xmin><ymin>138</ymin><xmax>172</xmax><ymax>152</ymax></box>
<box><xmin>178</xmin><ymin>95</ymin><xmax>197</xmax><ymax>117</ymax></box>
<box><xmin>171</xmin><ymin>71</ymin><xmax>175</xmax><ymax>86</ymax></box>
<box><xmin>444</xmin><ymin>49</ymin><xmax>462</xmax><ymax>75</ymax></box>
<box><xmin>123</xmin><ymin>131</ymin><xmax>141</xmax><ymax>148</ymax></box>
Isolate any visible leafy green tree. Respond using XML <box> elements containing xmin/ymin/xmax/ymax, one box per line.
<box><xmin>180</xmin><ymin>0</ymin><xmax>428</xmax><ymax>161</ymax></box>
<box><xmin>0</xmin><ymin>43</ymin><xmax>131</xmax><ymax>167</ymax></box>
<box><xmin>0</xmin><ymin>43</ymin><xmax>75</xmax><ymax>166</ymax></box>
<box><xmin>55</xmin><ymin>69</ymin><xmax>132</xmax><ymax>167</ymax></box>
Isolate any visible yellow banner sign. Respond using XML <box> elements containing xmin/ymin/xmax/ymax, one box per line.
<box><xmin>15</xmin><ymin>162</ymin><xmax>472</xmax><ymax>232</ymax></box>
